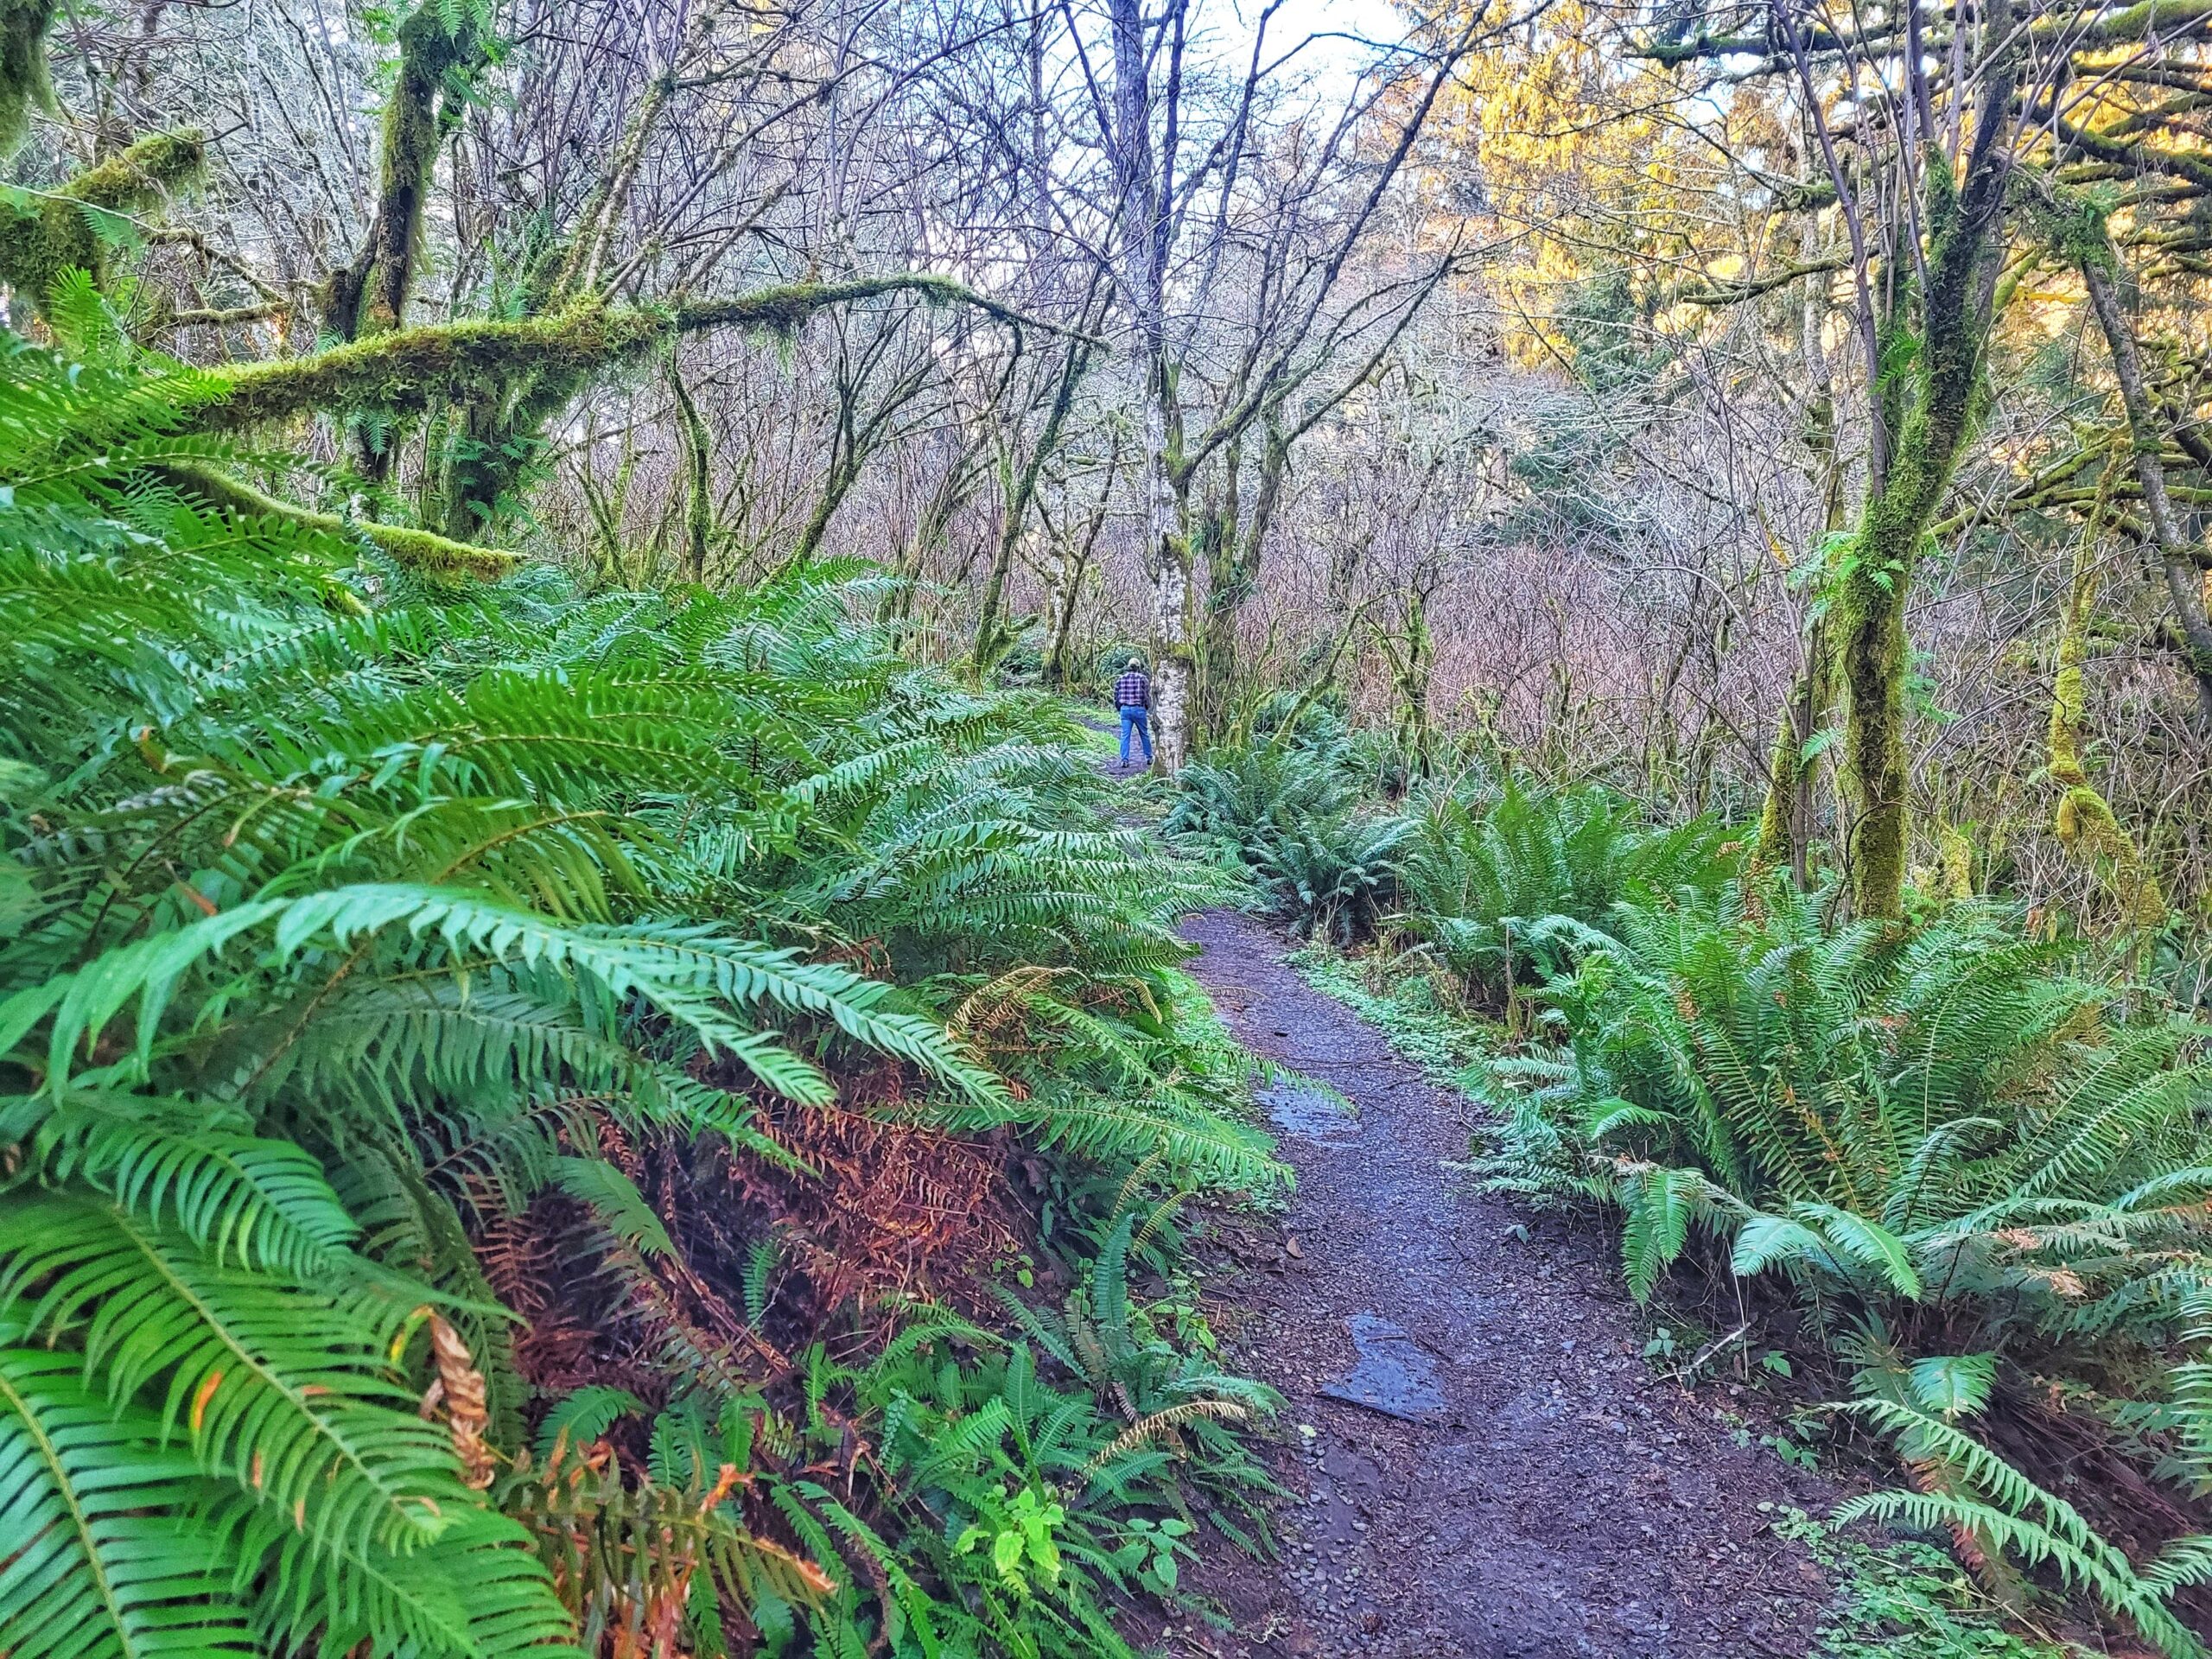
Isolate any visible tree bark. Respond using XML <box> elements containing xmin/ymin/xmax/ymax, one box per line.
<box><xmin>1758</xmin><ymin>207</ymin><xmax>1843</xmax><ymax>887</ymax></box>
<box><xmin>1835</xmin><ymin>38</ymin><xmax>2018</xmax><ymax>920</ymax></box>
<box><xmin>2078</xmin><ymin>242</ymin><xmax>2212</xmax><ymax>729</ymax></box>
<box><xmin>1040</xmin><ymin>434</ymin><xmax>1121</xmax><ymax>691</ymax></box>
<box><xmin>1198</xmin><ymin>416</ymin><xmax>1287</xmax><ymax>742</ymax></box>
<box><xmin>668</xmin><ymin>359</ymin><xmax>714</xmax><ymax>584</ymax></box>
<box><xmin>1108</xmin><ymin>0</ymin><xmax>1197</xmax><ymax>773</ymax></box>
<box><xmin>326</xmin><ymin>2</ymin><xmax>480</xmax><ymax>344</ymax></box>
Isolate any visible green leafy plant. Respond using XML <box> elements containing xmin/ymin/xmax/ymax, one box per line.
<box><xmin>956</xmin><ymin>1485</ymin><xmax>1067</xmax><ymax>1592</ymax></box>
<box><xmin>1770</xmin><ymin>1507</ymin><xmax>2069</xmax><ymax>1658</ymax></box>
<box><xmin>0</xmin><ymin>334</ymin><xmax>1284</xmax><ymax>1657</ymax></box>
<box><xmin>1479</xmin><ymin>877</ymin><xmax>2212</xmax><ymax>1652</ymax></box>
<box><xmin>1165</xmin><ymin>741</ymin><xmax>1406</xmax><ymax>940</ymax></box>
<box><xmin>1395</xmin><ymin>775</ymin><xmax>1738</xmax><ymax>1001</ymax></box>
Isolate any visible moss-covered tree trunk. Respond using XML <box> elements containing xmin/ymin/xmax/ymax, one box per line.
<box><xmin>668</xmin><ymin>358</ymin><xmax>714</xmax><ymax>584</ymax></box>
<box><xmin>1758</xmin><ymin>205</ymin><xmax>1845</xmax><ymax>887</ymax></box>
<box><xmin>326</xmin><ymin>2</ymin><xmax>480</xmax><ymax>345</ymax></box>
<box><xmin>1198</xmin><ymin>416</ymin><xmax>1288</xmax><ymax>744</ymax></box>
<box><xmin>1755</xmin><ymin>622</ymin><xmax>1834</xmax><ymax>888</ymax></box>
<box><xmin>1039</xmin><ymin>433</ymin><xmax>1119</xmax><ymax>691</ymax></box>
<box><xmin>1834</xmin><ymin>56</ymin><xmax>2018</xmax><ymax>918</ymax></box>
<box><xmin>1</xmin><ymin>0</ymin><xmax>60</xmax><ymax>158</ymax></box>
<box><xmin>2045</xmin><ymin>454</ymin><xmax>2167</xmax><ymax>925</ymax></box>
<box><xmin>1108</xmin><ymin>0</ymin><xmax>1194</xmax><ymax>772</ymax></box>
<box><xmin>1393</xmin><ymin>574</ymin><xmax>1437</xmax><ymax>777</ymax></box>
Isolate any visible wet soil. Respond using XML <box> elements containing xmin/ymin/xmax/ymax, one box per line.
<box><xmin>1171</xmin><ymin>907</ymin><xmax>1839</xmax><ymax>1659</ymax></box>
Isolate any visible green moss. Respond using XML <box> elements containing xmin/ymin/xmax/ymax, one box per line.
<box><xmin>0</xmin><ymin>128</ymin><xmax>204</xmax><ymax>314</ymax></box>
<box><xmin>162</xmin><ymin>461</ymin><xmax>518</xmax><ymax>582</ymax></box>
<box><xmin>1836</xmin><ymin>139</ymin><xmax>2014</xmax><ymax>924</ymax></box>
<box><xmin>194</xmin><ymin>273</ymin><xmax>1059</xmax><ymax>536</ymax></box>
<box><xmin>1836</xmin><ymin>520</ymin><xmax>1915</xmax><ymax>922</ymax></box>
<box><xmin>1754</xmin><ymin>700</ymin><xmax>1796</xmax><ymax>867</ymax></box>
<box><xmin>201</xmin><ymin>302</ymin><xmax>672</xmax><ymax>430</ymax></box>
<box><xmin>1770</xmin><ymin>1507</ymin><xmax>2067</xmax><ymax>1659</ymax></box>
<box><xmin>1</xmin><ymin>0</ymin><xmax>58</xmax><ymax>157</ymax></box>
<box><xmin>328</xmin><ymin>3</ymin><xmax>482</xmax><ymax>340</ymax></box>
<box><xmin>665</xmin><ymin>359</ymin><xmax>712</xmax><ymax>581</ymax></box>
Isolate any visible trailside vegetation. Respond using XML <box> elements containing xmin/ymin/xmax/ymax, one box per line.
<box><xmin>1169</xmin><ymin>711</ymin><xmax>2212</xmax><ymax>1655</ymax></box>
<box><xmin>17</xmin><ymin>0</ymin><xmax>2212</xmax><ymax>1651</ymax></box>
<box><xmin>0</xmin><ymin>328</ymin><xmax>1284</xmax><ymax>1658</ymax></box>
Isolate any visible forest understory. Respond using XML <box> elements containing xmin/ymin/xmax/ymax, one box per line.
<box><xmin>10</xmin><ymin>0</ymin><xmax>2212</xmax><ymax>1654</ymax></box>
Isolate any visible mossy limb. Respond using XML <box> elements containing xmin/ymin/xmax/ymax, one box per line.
<box><xmin>327</xmin><ymin>2</ymin><xmax>484</xmax><ymax>340</ymax></box>
<box><xmin>162</xmin><ymin>461</ymin><xmax>519</xmax><ymax>581</ymax></box>
<box><xmin>0</xmin><ymin>129</ymin><xmax>205</xmax><ymax>315</ymax></box>
<box><xmin>2045</xmin><ymin>460</ymin><xmax>2166</xmax><ymax>926</ymax></box>
<box><xmin>200</xmin><ymin>302</ymin><xmax>672</xmax><ymax>429</ymax></box>
<box><xmin>199</xmin><ymin>277</ymin><xmax>1067</xmax><ymax>436</ymax></box>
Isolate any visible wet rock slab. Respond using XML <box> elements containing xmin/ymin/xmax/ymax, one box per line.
<box><xmin>1319</xmin><ymin>1312</ymin><xmax>1446</xmax><ymax>1421</ymax></box>
<box><xmin>1257</xmin><ymin>1077</ymin><xmax>1358</xmax><ymax>1144</ymax></box>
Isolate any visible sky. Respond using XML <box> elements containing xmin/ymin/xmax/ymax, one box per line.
<box><xmin>1217</xmin><ymin>0</ymin><xmax>1412</xmax><ymax>110</ymax></box>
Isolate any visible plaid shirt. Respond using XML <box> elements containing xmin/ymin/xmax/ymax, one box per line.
<box><xmin>1113</xmin><ymin>671</ymin><xmax>1149</xmax><ymax>709</ymax></box>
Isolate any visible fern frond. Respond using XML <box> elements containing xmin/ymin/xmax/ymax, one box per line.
<box><xmin>0</xmin><ymin>1340</ymin><xmax>254</xmax><ymax>1659</ymax></box>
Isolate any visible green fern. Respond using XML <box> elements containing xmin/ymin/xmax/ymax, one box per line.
<box><xmin>0</xmin><ymin>334</ymin><xmax>1281</xmax><ymax>1655</ymax></box>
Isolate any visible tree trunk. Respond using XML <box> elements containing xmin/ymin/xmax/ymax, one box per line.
<box><xmin>1756</xmin><ymin>620</ymin><xmax>1833</xmax><ymax>888</ymax></box>
<box><xmin>327</xmin><ymin>2</ymin><xmax>479</xmax><ymax>344</ymax></box>
<box><xmin>1198</xmin><ymin>417</ymin><xmax>1287</xmax><ymax>742</ymax></box>
<box><xmin>1041</xmin><ymin>435</ymin><xmax>1120</xmax><ymax>691</ymax></box>
<box><xmin>1147</xmin><ymin>452</ymin><xmax>1197</xmax><ymax>773</ymax></box>
<box><xmin>2046</xmin><ymin>455</ymin><xmax>2166</xmax><ymax>925</ymax></box>
<box><xmin>1758</xmin><ymin>222</ymin><xmax>1843</xmax><ymax>887</ymax></box>
<box><xmin>1839</xmin><ymin>149</ymin><xmax>2015</xmax><ymax>915</ymax></box>
<box><xmin>669</xmin><ymin>360</ymin><xmax>713</xmax><ymax>584</ymax></box>
<box><xmin>1395</xmin><ymin>580</ymin><xmax>1435</xmax><ymax>777</ymax></box>
<box><xmin>2078</xmin><ymin>242</ymin><xmax>2212</xmax><ymax>730</ymax></box>
<box><xmin>1107</xmin><ymin>0</ymin><xmax>1196</xmax><ymax>772</ymax></box>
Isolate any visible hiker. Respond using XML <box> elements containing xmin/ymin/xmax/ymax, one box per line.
<box><xmin>1113</xmin><ymin>656</ymin><xmax>1154</xmax><ymax>767</ymax></box>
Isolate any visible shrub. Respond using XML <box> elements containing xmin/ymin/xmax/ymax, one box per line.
<box><xmin>1163</xmin><ymin>741</ymin><xmax>1402</xmax><ymax>940</ymax></box>
<box><xmin>1479</xmin><ymin>878</ymin><xmax>2212</xmax><ymax>1652</ymax></box>
<box><xmin>0</xmin><ymin>335</ymin><xmax>1282</xmax><ymax>1656</ymax></box>
<box><xmin>1395</xmin><ymin>775</ymin><xmax>1738</xmax><ymax>1000</ymax></box>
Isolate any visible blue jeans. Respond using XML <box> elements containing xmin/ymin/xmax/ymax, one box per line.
<box><xmin>1119</xmin><ymin>706</ymin><xmax>1153</xmax><ymax>765</ymax></box>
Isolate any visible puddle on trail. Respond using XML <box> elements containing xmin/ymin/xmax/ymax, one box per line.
<box><xmin>1256</xmin><ymin>1077</ymin><xmax>1358</xmax><ymax>1143</ymax></box>
<box><xmin>1320</xmin><ymin>1312</ymin><xmax>1448</xmax><ymax>1422</ymax></box>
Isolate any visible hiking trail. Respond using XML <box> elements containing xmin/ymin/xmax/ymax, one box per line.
<box><xmin>1165</xmin><ymin>906</ymin><xmax>1840</xmax><ymax>1659</ymax></box>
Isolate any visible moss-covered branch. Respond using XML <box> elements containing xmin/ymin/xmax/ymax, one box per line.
<box><xmin>200</xmin><ymin>304</ymin><xmax>669</xmax><ymax>430</ymax></box>
<box><xmin>674</xmin><ymin>274</ymin><xmax>1101</xmax><ymax>342</ymax></box>
<box><xmin>2076</xmin><ymin>236</ymin><xmax>2212</xmax><ymax>728</ymax></box>
<box><xmin>192</xmin><ymin>276</ymin><xmax>1090</xmax><ymax>434</ymax></box>
<box><xmin>0</xmin><ymin>129</ymin><xmax>204</xmax><ymax>312</ymax></box>
<box><xmin>161</xmin><ymin>462</ymin><xmax>519</xmax><ymax>581</ymax></box>
<box><xmin>326</xmin><ymin>2</ymin><xmax>484</xmax><ymax>340</ymax></box>
<box><xmin>2048</xmin><ymin>459</ymin><xmax>2167</xmax><ymax>925</ymax></box>
<box><xmin>1670</xmin><ymin>255</ymin><xmax>1848</xmax><ymax>308</ymax></box>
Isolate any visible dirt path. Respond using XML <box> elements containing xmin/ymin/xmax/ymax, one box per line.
<box><xmin>1173</xmin><ymin>907</ymin><xmax>1837</xmax><ymax>1659</ymax></box>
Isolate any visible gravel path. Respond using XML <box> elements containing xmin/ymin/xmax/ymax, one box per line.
<box><xmin>1172</xmin><ymin>907</ymin><xmax>1838</xmax><ymax>1659</ymax></box>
